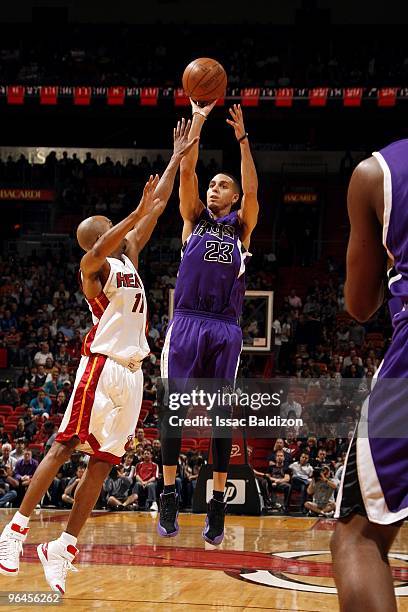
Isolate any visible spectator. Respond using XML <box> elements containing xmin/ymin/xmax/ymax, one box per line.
<box><xmin>29</xmin><ymin>390</ymin><xmax>52</xmax><ymax>417</ymax></box>
<box><xmin>133</xmin><ymin>449</ymin><xmax>158</xmax><ymax>510</ymax></box>
<box><xmin>268</xmin><ymin>438</ymin><xmax>292</xmax><ymax>469</ymax></box>
<box><xmin>289</xmin><ymin>452</ymin><xmax>313</xmax><ymax>512</ymax></box>
<box><xmin>14</xmin><ymin>448</ymin><xmax>38</xmax><ymax>503</ymax></box>
<box><xmin>10</xmin><ymin>439</ymin><xmax>25</xmax><ymax>463</ymax></box>
<box><xmin>184</xmin><ymin>454</ymin><xmax>203</xmax><ymax>508</ymax></box>
<box><xmin>0</xmin><ymin>463</ymin><xmax>18</xmax><ymax>508</ymax></box>
<box><xmin>280</xmin><ymin>392</ymin><xmax>303</xmax><ymax>420</ymax></box>
<box><xmin>0</xmin><ymin>424</ymin><xmax>10</xmax><ymax>445</ymax></box>
<box><xmin>287</xmin><ymin>289</ymin><xmax>302</xmax><ymax>311</ymax></box>
<box><xmin>44</xmin><ymin>369</ymin><xmax>59</xmax><ymax>396</ymax></box>
<box><xmin>33</xmin><ymin>364</ymin><xmax>47</xmax><ymax>387</ymax></box>
<box><xmin>33</xmin><ymin>342</ymin><xmax>54</xmax><ymax>366</ymax></box>
<box><xmin>121</xmin><ymin>453</ymin><xmax>136</xmax><ymax>480</ymax></box>
<box><xmin>0</xmin><ymin>443</ymin><xmax>17</xmax><ymax>470</ymax></box>
<box><xmin>143</xmin><ymin>376</ymin><xmax>156</xmax><ymax>401</ymax></box>
<box><xmin>58</xmin><ymin>318</ymin><xmax>75</xmax><ymax>340</ymax></box>
<box><xmin>44</xmin><ymin>423</ymin><xmax>59</xmax><ymax>455</ymax></box>
<box><xmin>312</xmin><ymin>448</ymin><xmax>328</xmax><ymax>469</ymax></box>
<box><xmin>104</xmin><ymin>465</ymin><xmax>137</xmax><ymax>510</ymax></box>
<box><xmin>53</xmin><ymin>390</ymin><xmax>68</xmax><ymax>415</ymax></box>
<box><xmin>133</xmin><ymin>428</ymin><xmax>145</xmax><ymax>451</ymax></box>
<box><xmin>55</xmin><ymin>344</ymin><xmax>71</xmax><ymax>367</ymax></box>
<box><xmin>13</xmin><ymin>418</ymin><xmax>27</xmax><ymax>442</ymax></box>
<box><xmin>20</xmin><ymin>381</ymin><xmax>37</xmax><ymax>405</ymax></box>
<box><xmin>61</xmin><ymin>464</ymin><xmax>86</xmax><ymax>506</ymax></box>
<box><xmin>305</xmin><ymin>465</ymin><xmax>337</xmax><ymax>517</ymax></box>
<box><xmin>265</xmin><ymin>449</ymin><xmax>291</xmax><ymax>512</ymax></box>
<box><xmin>56</xmin><ymin>364</ymin><xmax>71</xmax><ymax>389</ymax></box>
<box><xmin>0</xmin><ymin>381</ymin><xmax>20</xmax><ymax>407</ymax></box>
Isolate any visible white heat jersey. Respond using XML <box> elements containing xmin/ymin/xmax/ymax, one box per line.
<box><xmin>82</xmin><ymin>254</ymin><xmax>150</xmax><ymax>366</ymax></box>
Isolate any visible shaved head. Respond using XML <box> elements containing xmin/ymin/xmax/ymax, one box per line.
<box><xmin>76</xmin><ymin>216</ymin><xmax>112</xmax><ymax>251</ymax></box>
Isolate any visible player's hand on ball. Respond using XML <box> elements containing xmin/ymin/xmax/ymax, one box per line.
<box><xmin>173</xmin><ymin>118</ymin><xmax>199</xmax><ymax>159</ymax></box>
<box><xmin>137</xmin><ymin>174</ymin><xmax>160</xmax><ymax>218</ymax></box>
<box><xmin>226</xmin><ymin>103</ymin><xmax>246</xmax><ymax>141</ymax></box>
<box><xmin>190</xmin><ymin>98</ymin><xmax>218</xmax><ymax>118</ymax></box>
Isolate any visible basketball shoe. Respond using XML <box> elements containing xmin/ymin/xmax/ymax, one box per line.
<box><xmin>202</xmin><ymin>498</ymin><xmax>227</xmax><ymax>545</ymax></box>
<box><xmin>0</xmin><ymin>522</ymin><xmax>28</xmax><ymax>575</ymax></box>
<box><xmin>157</xmin><ymin>492</ymin><xmax>179</xmax><ymax>537</ymax></box>
<box><xmin>37</xmin><ymin>540</ymin><xmax>78</xmax><ymax>594</ymax></box>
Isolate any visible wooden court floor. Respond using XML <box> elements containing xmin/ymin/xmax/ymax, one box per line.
<box><xmin>0</xmin><ymin>509</ymin><xmax>407</xmax><ymax>611</ymax></box>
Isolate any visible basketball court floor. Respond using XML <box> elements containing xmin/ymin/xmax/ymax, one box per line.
<box><xmin>0</xmin><ymin>509</ymin><xmax>407</xmax><ymax>611</ymax></box>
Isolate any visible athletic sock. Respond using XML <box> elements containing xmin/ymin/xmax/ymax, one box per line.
<box><xmin>58</xmin><ymin>532</ymin><xmax>78</xmax><ymax>548</ymax></box>
<box><xmin>164</xmin><ymin>484</ymin><xmax>176</xmax><ymax>494</ymax></box>
<box><xmin>213</xmin><ymin>490</ymin><xmax>224</xmax><ymax>503</ymax></box>
<box><xmin>11</xmin><ymin>511</ymin><xmax>30</xmax><ymax>529</ymax></box>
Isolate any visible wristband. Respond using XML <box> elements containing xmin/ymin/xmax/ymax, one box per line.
<box><xmin>193</xmin><ymin>111</ymin><xmax>207</xmax><ymax>120</ymax></box>
<box><xmin>238</xmin><ymin>132</ymin><xmax>249</xmax><ymax>143</ymax></box>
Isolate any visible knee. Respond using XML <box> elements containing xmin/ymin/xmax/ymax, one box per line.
<box><xmin>331</xmin><ymin>525</ymin><xmax>353</xmax><ymax>560</ymax></box>
<box><xmin>48</xmin><ymin>441</ymin><xmax>75</xmax><ymax>462</ymax></box>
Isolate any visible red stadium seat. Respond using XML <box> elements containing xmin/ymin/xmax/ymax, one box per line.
<box><xmin>139</xmin><ymin>409</ymin><xmax>148</xmax><ymax>423</ymax></box>
<box><xmin>197</xmin><ymin>439</ymin><xmax>210</xmax><ymax>452</ymax></box>
<box><xmin>180</xmin><ymin>438</ymin><xmax>197</xmax><ymax>450</ymax></box>
<box><xmin>143</xmin><ymin>427</ymin><xmax>158</xmax><ymax>437</ymax></box>
<box><xmin>0</xmin><ymin>405</ymin><xmax>13</xmax><ymax>415</ymax></box>
<box><xmin>6</xmin><ymin>416</ymin><xmax>20</xmax><ymax>424</ymax></box>
<box><xmin>14</xmin><ymin>406</ymin><xmax>26</xmax><ymax>415</ymax></box>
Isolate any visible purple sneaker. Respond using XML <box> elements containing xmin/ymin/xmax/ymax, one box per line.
<box><xmin>202</xmin><ymin>498</ymin><xmax>227</xmax><ymax>545</ymax></box>
<box><xmin>157</xmin><ymin>492</ymin><xmax>179</xmax><ymax>537</ymax></box>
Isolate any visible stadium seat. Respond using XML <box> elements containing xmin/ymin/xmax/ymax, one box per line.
<box><xmin>143</xmin><ymin>427</ymin><xmax>158</xmax><ymax>436</ymax></box>
<box><xmin>197</xmin><ymin>439</ymin><xmax>210</xmax><ymax>452</ymax></box>
<box><xmin>0</xmin><ymin>406</ymin><xmax>13</xmax><ymax>415</ymax></box>
<box><xmin>180</xmin><ymin>438</ymin><xmax>197</xmax><ymax>450</ymax></box>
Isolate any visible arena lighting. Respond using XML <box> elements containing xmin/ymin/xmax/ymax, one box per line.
<box><xmin>0</xmin><ymin>85</ymin><xmax>401</xmax><ymax>108</ymax></box>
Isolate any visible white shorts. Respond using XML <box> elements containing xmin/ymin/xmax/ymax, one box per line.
<box><xmin>56</xmin><ymin>354</ymin><xmax>143</xmax><ymax>464</ymax></box>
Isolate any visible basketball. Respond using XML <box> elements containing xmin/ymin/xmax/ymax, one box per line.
<box><xmin>182</xmin><ymin>57</ymin><xmax>227</xmax><ymax>102</ymax></box>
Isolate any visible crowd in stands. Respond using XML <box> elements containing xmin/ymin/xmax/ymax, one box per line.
<box><xmin>0</xmin><ymin>23</ymin><xmax>407</xmax><ymax>88</ymax></box>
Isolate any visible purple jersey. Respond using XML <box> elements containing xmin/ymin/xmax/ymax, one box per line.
<box><xmin>374</xmin><ymin>139</ymin><xmax>408</xmax><ymax>301</ymax></box>
<box><xmin>174</xmin><ymin>209</ymin><xmax>250</xmax><ymax>320</ymax></box>
<box><xmin>336</xmin><ymin>140</ymin><xmax>408</xmax><ymax>525</ymax></box>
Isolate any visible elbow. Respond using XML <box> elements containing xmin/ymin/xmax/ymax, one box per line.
<box><xmin>345</xmin><ymin>302</ymin><xmax>373</xmax><ymax>323</ymax></box>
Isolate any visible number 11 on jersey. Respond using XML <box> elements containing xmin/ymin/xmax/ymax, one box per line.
<box><xmin>132</xmin><ymin>292</ymin><xmax>144</xmax><ymax>313</ymax></box>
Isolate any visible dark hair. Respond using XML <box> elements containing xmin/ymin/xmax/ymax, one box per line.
<box><xmin>210</xmin><ymin>172</ymin><xmax>241</xmax><ymax>197</ymax></box>
<box><xmin>219</xmin><ymin>172</ymin><xmax>241</xmax><ymax>196</ymax></box>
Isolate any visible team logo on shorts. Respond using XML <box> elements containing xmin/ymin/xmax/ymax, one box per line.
<box><xmin>235</xmin><ymin>550</ymin><xmax>408</xmax><ymax>595</ymax></box>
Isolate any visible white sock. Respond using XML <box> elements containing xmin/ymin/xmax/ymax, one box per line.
<box><xmin>11</xmin><ymin>511</ymin><xmax>30</xmax><ymax>529</ymax></box>
<box><xmin>58</xmin><ymin>532</ymin><xmax>78</xmax><ymax>548</ymax></box>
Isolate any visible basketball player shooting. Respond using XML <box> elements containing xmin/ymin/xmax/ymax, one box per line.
<box><xmin>331</xmin><ymin>141</ymin><xmax>408</xmax><ymax>612</ymax></box>
<box><xmin>0</xmin><ymin>120</ymin><xmax>197</xmax><ymax>594</ymax></box>
<box><xmin>158</xmin><ymin>100</ymin><xmax>259</xmax><ymax>544</ymax></box>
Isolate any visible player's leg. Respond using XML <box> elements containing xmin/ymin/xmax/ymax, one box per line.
<box><xmin>203</xmin><ymin>322</ymin><xmax>242</xmax><ymax>545</ymax></box>
<box><xmin>331</xmin><ymin>513</ymin><xmax>399</xmax><ymax>612</ymax></box>
<box><xmin>37</xmin><ymin>456</ymin><xmax>112</xmax><ymax>594</ymax></box>
<box><xmin>0</xmin><ymin>437</ymin><xmax>78</xmax><ymax>576</ymax></box>
<box><xmin>158</xmin><ymin>317</ymin><xmax>199</xmax><ymax>536</ymax></box>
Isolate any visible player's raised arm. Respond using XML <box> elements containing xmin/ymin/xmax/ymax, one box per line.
<box><xmin>79</xmin><ymin>175</ymin><xmax>159</xmax><ymax>298</ymax></box>
<box><xmin>179</xmin><ymin>99</ymin><xmax>216</xmax><ymax>242</ymax></box>
<box><xmin>344</xmin><ymin>158</ymin><xmax>386</xmax><ymax>322</ymax></box>
<box><xmin>227</xmin><ymin>104</ymin><xmax>259</xmax><ymax>249</ymax></box>
<box><xmin>125</xmin><ymin>119</ymin><xmax>199</xmax><ymax>262</ymax></box>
